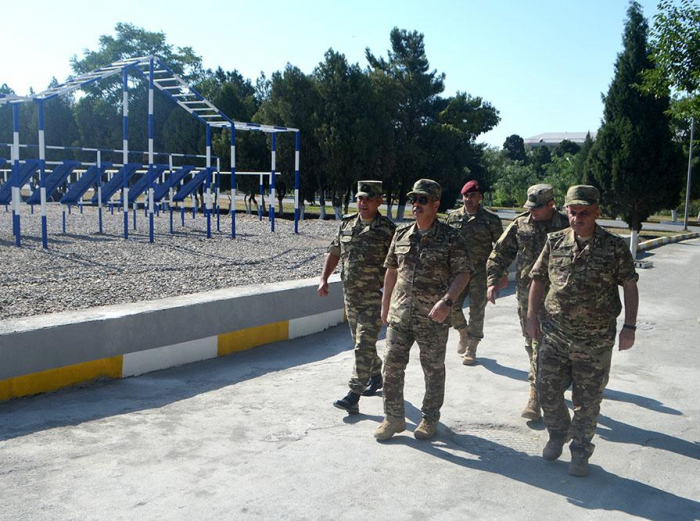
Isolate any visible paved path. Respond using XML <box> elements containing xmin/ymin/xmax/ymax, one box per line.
<box><xmin>1</xmin><ymin>240</ymin><xmax>699</xmax><ymax>520</ymax></box>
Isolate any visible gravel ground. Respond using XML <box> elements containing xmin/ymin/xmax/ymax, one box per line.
<box><xmin>0</xmin><ymin>204</ymin><xmax>338</xmax><ymax>320</ymax></box>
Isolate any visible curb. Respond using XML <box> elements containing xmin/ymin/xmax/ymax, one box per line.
<box><xmin>637</xmin><ymin>232</ymin><xmax>700</xmax><ymax>251</ymax></box>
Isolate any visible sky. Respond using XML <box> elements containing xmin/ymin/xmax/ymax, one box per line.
<box><xmin>0</xmin><ymin>0</ymin><xmax>665</xmax><ymax>148</ymax></box>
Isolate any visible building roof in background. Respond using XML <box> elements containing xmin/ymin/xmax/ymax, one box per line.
<box><xmin>524</xmin><ymin>132</ymin><xmax>596</xmax><ymax>146</ymax></box>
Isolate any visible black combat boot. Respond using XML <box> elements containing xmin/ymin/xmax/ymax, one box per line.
<box><xmin>333</xmin><ymin>391</ymin><xmax>360</xmax><ymax>414</ymax></box>
<box><xmin>361</xmin><ymin>374</ymin><xmax>383</xmax><ymax>396</ymax></box>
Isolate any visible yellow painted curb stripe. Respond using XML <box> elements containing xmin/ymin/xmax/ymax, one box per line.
<box><xmin>0</xmin><ymin>356</ymin><xmax>123</xmax><ymax>401</ymax></box>
<box><xmin>217</xmin><ymin>320</ymin><xmax>289</xmax><ymax>356</ymax></box>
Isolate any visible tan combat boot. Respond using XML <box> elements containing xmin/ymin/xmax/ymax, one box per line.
<box><xmin>457</xmin><ymin>329</ymin><xmax>469</xmax><ymax>354</ymax></box>
<box><xmin>462</xmin><ymin>338</ymin><xmax>480</xmax><ymax>365</ymax></box>
<box><xmin>374</xmin><ymin>417</ymin><xmax>406</xmax><ymax>440</ymax></box>
<box><xmin>521</xmin><ymin>386</ymin><xmax>542</xmax><ymax>420</ymax></box>
<box><xmin>414</xmin><ymin>419</ymin><xmax>438</xmax><ymax>440</ymax></box>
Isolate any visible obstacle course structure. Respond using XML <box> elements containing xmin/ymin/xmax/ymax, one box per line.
<box><xmin>1</xmin><ymin>56</ymin><xmax>301</xmax><ymax>248</ymax></box>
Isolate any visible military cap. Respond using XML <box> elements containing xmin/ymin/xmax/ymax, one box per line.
<box><xmin>565</xmin><ymin>185</ymin><xmax>600</xmax><ymax>206</ymax></box>
<box><xmin>357</xmin><ymin>180</ymin><xmax>382</xmax><ymax>198</ymax></box>
<box><xmin>461</xmin><ymin>180</ymin><xmax>482</xmax><ymax>195</ymax></box>
<box><xmin>407</xmin><ymin>178</ymin><xmax>442</xmax><ymax>200</ymax></box>
<box><xmin>524</xmin><ymin>184</ymin><xmax>554</xmax><ymax>208</ymax></box>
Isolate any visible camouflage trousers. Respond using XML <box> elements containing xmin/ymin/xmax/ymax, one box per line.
<box><xmin>537</xmin><ymin>319</ymin><xmax>615</xmax><ymax>458</ymax></box>
<box><xmin>382</xmin><ymin>318</ymin><xmax>449</xmax><ymax>423</ymax></box>
<box><xmin>345</xmin><ymin>298</ymin><xmax>383</xmax><ymax>395</ymax></box>
<box><xmin>452</xmin><ymin>264</ymin><xmax>487</xmax><ymax>340</ymax></box>
<box><xmin>516</xmin><ymin>282</ymin><xmax>538</xmax><ymax>389</ymax></box>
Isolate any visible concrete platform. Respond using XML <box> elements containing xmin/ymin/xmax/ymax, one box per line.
<box><xmin>1</xmin><ymin>240</ymin><xmax>699</xmax><ymax>520</ymax></box>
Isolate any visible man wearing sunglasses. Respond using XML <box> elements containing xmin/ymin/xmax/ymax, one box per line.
<box><xmin>375</xmin><ymin>179</ymin><xmax>473</xmax><ymax>441</ymax></box>
<box><xmin>319</xmin><ymin>180</ymin><xmax>396</xmax><ymax>415</ymax></box>
<box><xmin>486</xmin><ymin>184</ymin><xmax>569</xmax><ymax>421</ymax></box>
<box><xmin>446</xmin><ymin>180</ymin><xmax>504</xmax><ymax>365</ymax></box>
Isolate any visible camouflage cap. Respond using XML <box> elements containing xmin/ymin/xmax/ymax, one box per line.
<box><xmin>565</xmin><ymin>185</ymin><xmax>600</xmax><ymax>206</ymax></box>
<box><xmin>407</xmin><ymin>178</ymin><xmax>442</xmax><ymax>200</ymax></box>
<box><xmin>524</xmin><ymin>184</ymin><xmax>554</xmax><ymax>208</ymax></box>
<box><xmin>357</xmin><ymin>180</ymin><xmax>382</xmax><ymax>198</ymax></box>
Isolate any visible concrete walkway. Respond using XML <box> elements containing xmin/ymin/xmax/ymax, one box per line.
<box><xmin>1</xmin><ymin>240</ymin><xmax>699</xmax><ymax>520</ymax></box>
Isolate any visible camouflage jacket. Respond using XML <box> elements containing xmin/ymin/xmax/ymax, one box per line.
<box><xmin>384</xmin><ymin>220</ymin><xmax>473</xmax><ymax>325</ymax></box>
<box><xmin>328</xmin><ymin>212</ymin><xmax>396</xmax><ymax>301</ymax></box>
<box><xmin>530</xmin><ymin>224</ymin><xmax>638</xmax><ymax>333</ymax></box>
<box><xmin>446</xmin><ymin>206</ymin><xmax>504</xmax><ymax>267</ymax></box>
<box><xmin>487</xmin><ymin>210</ymin><xmax>569</xmax><ymax>287</ymax></box>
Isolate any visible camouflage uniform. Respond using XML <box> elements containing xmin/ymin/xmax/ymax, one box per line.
<box><xmin>329</xmin><ymin>212</ymin><xmax>396</xmax><ymax>395</ymax></box>
<box><xmin>487</xmin><ymin>209</ymin><xmax>568</xmax><ymax>386</ymax></box>
<box><xmin>383</xmin><ymin>221</ymin><xmax>473</xmax><ymax>422</ymax></box>
<box><xmin>530</xmin><ymin>224</ymin><xmax>638</xmax><ymax>459</ymax></box>
<box><xmin>446</xmin><ymin>206</ymin><xmax>503</xmax><ymax>340</ymax></box>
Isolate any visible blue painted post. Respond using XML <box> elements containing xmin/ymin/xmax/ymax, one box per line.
<box><xmin>122</xmin><ymin>68</ymin><xmax>129</xmax><ymax>239</ymax></box>
<box><xmin>11</xmin><ymin>103</ymin><xmax>20</xmax><ymax>246</ymax></box>
<box><xmin>62</xmin><ymin>207</ymin><xmax>66</xmax><ymax>233</ymax></box>
<box><xmin>258</xmin><ymin>173</ymin><xmax>263</xmax><ymax>221</ymax></box>
<box><xmin>205</xmin><ymin>125</ymin><xmax>212</xmax><ymax>238</ymax></box>
<box><xmin>270</xmin><ymin>133</ymin><xmax>276</xmax><ymax>232</ymax></box>
<box><xmin>230</xmin><ymin>125</ymin><xmax>236</xmax><ymax>238</ymax></box>
<box><xmin>216</xmin><ymin>157</ymin><xmax>221</xmax><ymax>232</ymax></box>
<box><xmin>148</xmin><ymin>57</ymin><xmax>155</xmax><ymax>243</ymax></box>
<box><xmin>38</xmin><ymin>99</ymin><xmax>48</xmax><ymax>248</ymax></box>
<box><xmin>97</xmin><ymin>151</ymin><xmax>103</xmax><ymax>233</ymax></box>
<box><xmin>294</xmin><ymin>131</ymin><xmax>300</xmax><ymax>234</ymax></box>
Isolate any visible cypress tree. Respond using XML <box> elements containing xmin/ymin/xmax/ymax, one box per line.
<box><xmin>586</xmin><ymin>1</ymin><xmax>683</xmax><ymax>234</ymax></box>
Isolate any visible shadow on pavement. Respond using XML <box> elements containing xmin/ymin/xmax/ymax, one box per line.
<box><xmin>390</xmin><ymin>425</ymin><xmax>700</xmax><ymax>520</ymax></box>
<box><xmin>0</xmin><ymin>324</ymin><xmax>353</xmax><ymax>442</ymax></box>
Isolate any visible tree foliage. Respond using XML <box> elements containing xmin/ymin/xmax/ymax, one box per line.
<box><xmin>641</xmin><ymin>0</ymin><xmax>700</xmax><ymax>120</ymax></box>
<box><xmin>502</xmin><ymin>134</ymin><xmax>527</xmax><ymax>161</ymax></box>
<box><xmin>585</xmin><ymin>1</ymin><xmax>684</xmax><ymax>231</ymax></box>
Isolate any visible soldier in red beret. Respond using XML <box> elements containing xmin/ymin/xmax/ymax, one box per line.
<box><xmin>445</xmin><ymin>180</ymin><xmax>504</xmax><ymax>365</ymax></box>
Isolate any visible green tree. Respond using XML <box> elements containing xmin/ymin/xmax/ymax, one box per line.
<box><xmin>553</xmin><ymin>139</ymin><xmax>580</xmax><ymax>157</ymax></box>
<box><xmin>528</xmin><ymin>146</ymin><xmax>552</xmax><ymax>176</ymax></box>
<box><xmin>641</xmin><ymin>0</ymin><xmax>700</xmax><ymax>121</ymax></box>
<box><xmin>483</xmin><ymin>148</ymin><xmax>537</xmax><ymax>207</ymax></box>
<box><xmin>502</xmin><ymin>134</ymin><xmax>527</xmax><ymax>161</ymax></box>
<box><xmin>256</xmin><ymin>65</ymin><xmax>322</xmax><ymax>212</ymax></box>
<box><xmin>543</xmin><ymin>154</ymin><xmax>579</xmax><ymax>202</ymax></box>
<box><xmin>585</xmin><ymin>1</ymin><xmax>684</xmax><ymax>235</ymax></box>
<box><xmin>366</xmin><ymin>28</ymin><xmax>445</xmax><ymax>219</ymax></box>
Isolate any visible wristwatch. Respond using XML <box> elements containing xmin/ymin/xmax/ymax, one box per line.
<box><xmin>441</xmin><ymin>297</ymin><xmax>453</xmax><ymax>307</ymax></box>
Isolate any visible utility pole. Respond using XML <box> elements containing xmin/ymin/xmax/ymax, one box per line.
<box><xmin>683</xmin><ymin>117</ymin><xmax>695</xmax><ymax>231</ymax></box>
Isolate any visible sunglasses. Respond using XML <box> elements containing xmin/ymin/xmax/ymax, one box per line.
<box><xmin>410</xmin><ymin>195</ymin><xmax>430</xmax><ymax>205</ymax></box>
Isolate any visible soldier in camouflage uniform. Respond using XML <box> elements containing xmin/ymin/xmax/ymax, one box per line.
<box><xmin>318</xmin><ymin>181</ymin><xmax>396</xmax><ymax>415</ymax></box>
<box><xmin>486</xmin><ymin>184</ymin><xmax>569</xmax><ymax>421</ymax></box>
<box><xmin>527</xmin><ymin>185</ymin><xmax>639</xmax><ymax>477</ymax></box>
<box><xmin>446</xmin><ymin>180</ymin><xmax>503</xmax><ymax>365</ymax></box>
<box><xmin>374</xmin><ymin>179</ymin><xmax>473</xmax><ymax>441</ymax></box>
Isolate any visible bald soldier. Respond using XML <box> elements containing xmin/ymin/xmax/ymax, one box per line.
<box><xmin>318</xmin><ymin>180</ymin><xmax>396</xmax><ymax>415</ymax></box>
<box><xmin>486</xmin><ymin>184</ymin><xmax>569</xmax><ymax>421</ymax></box>
<box><xmin>527</xmin><ymin>185</ymin><xmax>639</xmax><ymax>477</ymax></box>
<box><xmin>446</xmin><ymin>180</ymin><xmax>504</xmax><ymax>365</ymax></box>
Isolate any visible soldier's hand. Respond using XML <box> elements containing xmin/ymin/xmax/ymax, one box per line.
<box><xmin>526</xmin><ymin>317</ymin><xmax>540</xmax><ymax>342</ymax></box>
<box><xmin>381</xmin><ymin>304</ymin><xmax>389</xmax><ymax>325</ymax></box>
<box><xmin>487</xmin><ymin>285</ymin><xmax>498</xmax><ymax>304</ymax></box>
<box><xmin>618</xmin><ymin>328</ymin><xmax>635</xmax><ymax>351</ymax></box>
<box><xmin>428</xmin><ymin>300</ymin><xmax>450</xmax><ymax>323</ymax></box>
<box><xmin>317</xmin><ymin>280</ymin><xmax>329</xmax><ymax>297</ymax></box>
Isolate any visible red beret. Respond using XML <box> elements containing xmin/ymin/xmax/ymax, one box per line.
<box><xmin>461</xmin><ymin>180</ymin><xmax>481</xmax><ymax>195</ymax></box>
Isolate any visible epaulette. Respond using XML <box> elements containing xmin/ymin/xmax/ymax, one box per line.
<box><xmin>548</xmin><ymin>228</ymin><xmax>569</xmax><ymax>239</ymax></box>
<box><xmin>341</xmin><ymin>213</ymin><xmax>358</xmax><ymax>221</ymax></box>
<box><xmin>515</xmin><ymin>210</ymin><xmax>530</xmax><ymax>220</ymax></box>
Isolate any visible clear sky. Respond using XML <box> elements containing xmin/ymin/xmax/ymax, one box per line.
<box><xmin>1</xmin><ymin>0</ymin><xmax>663</xmax><ymax>148</ymax></box>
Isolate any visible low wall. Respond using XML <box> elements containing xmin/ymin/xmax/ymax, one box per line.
<box><xmin>0</xmin><ymin>276</ymin><xmax>345</xmax><ymax>401</ymax></box>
